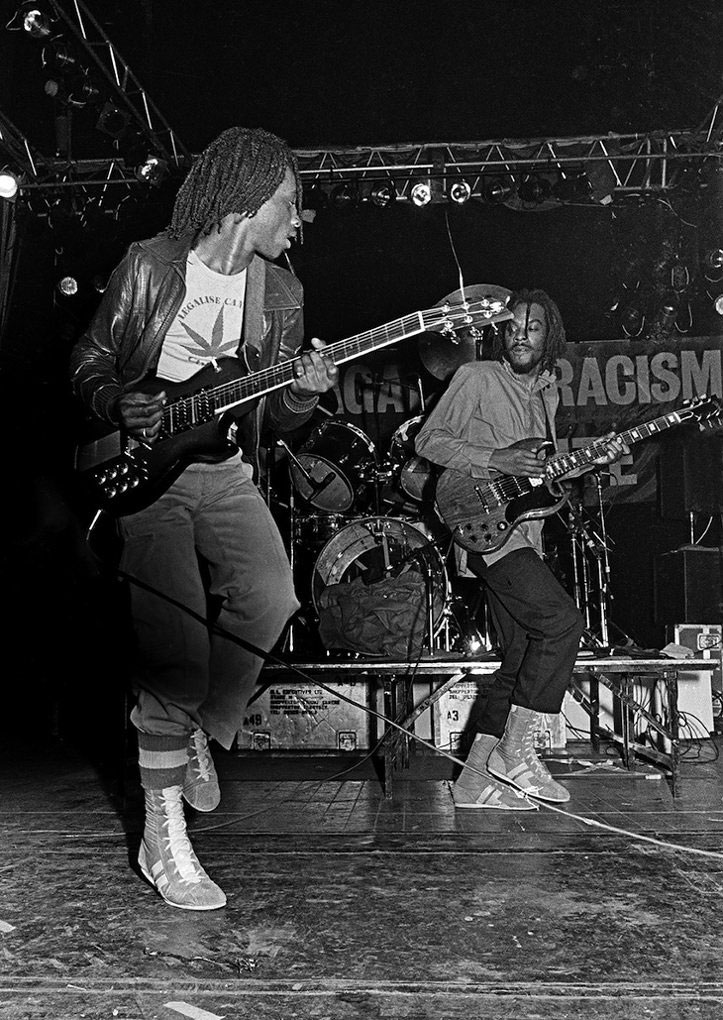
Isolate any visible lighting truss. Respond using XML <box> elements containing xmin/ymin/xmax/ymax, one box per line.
<box><xmin>293</xmin><ymin>122</ymin><xmax>723</xmax><ymax>198</ymax></box>
<box><xmin>29</xmin><ymin>0</ymin><xmax>191</xmax><ymax>169</ymax></box>
<box><xmin>0</xmin><ymin>110</ymin><xmax>43</xmax><ymax>180</ymax></box>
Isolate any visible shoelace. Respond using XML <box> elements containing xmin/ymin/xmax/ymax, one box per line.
<box><xmin>160</xmin><ymin>790</ymin><xmax>202</xmax><ymax>885</ymax></box>
<box><xmin>189</xmin><ymin>730</ymin><xmax>212</xmax><ymax>782</ymax></box>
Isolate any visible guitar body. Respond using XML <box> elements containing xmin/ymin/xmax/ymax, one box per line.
<box><xmin>435</xmin><ymin>467</ymin><xmax>568</xmax><ymax>554</ymax></box>
<box><xmin>434</xmin><ymin>395</ymin><xmax>723</xmax><ymax>554</ymax></box>
<box><xmin>75</xmin><ymin>358</ymin><xmax>252</xmax><ymax>516</ymax></box>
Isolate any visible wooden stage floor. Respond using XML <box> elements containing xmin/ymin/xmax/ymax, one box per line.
<box><xmin>2</xmin><ymin>718</ymin><xmax>723</xmax><ymax>1020</ymax></box>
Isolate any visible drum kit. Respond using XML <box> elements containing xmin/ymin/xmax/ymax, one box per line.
<box><xmin>276</xmin><ymin>284</ymin><xmax>520</xmax><ymax>658</ymax></box>
<box><xmin>281</xmin><ymin>411</ymin><xmax>473</xmax><ymax>657</ymax></box>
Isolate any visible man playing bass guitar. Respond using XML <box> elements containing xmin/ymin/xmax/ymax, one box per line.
<box><xmin>415</xmin><ymin>289</ymin><xmax>627</xmax><ymax>810</ymax></box>
<box><xmin>70</xmin><ymin>127</ymin><xmax>338</xmax><ymax>909</ymax></box>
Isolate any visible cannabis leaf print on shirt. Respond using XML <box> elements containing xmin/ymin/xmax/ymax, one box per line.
<box><xmin>180</xmin><ymin>307</ymin><xmax>240</xmax><ymax>361</ymax></box>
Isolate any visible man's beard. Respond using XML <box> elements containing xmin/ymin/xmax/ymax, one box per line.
<box><xmin>505</xmin><ymin>347</ymin><xmax>544</xmax><ymax>374</ymax></box>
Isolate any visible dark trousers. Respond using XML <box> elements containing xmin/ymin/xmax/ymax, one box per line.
<box><xmin>468</xmin><ymin>547</ymin><xmax>584</xmax><ymax>738</ymax></box>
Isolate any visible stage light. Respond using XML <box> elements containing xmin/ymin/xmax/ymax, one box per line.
<box><xmin>410</xmin><ymin>181</ymin><xmax>432</xmax><ymax>207</ymax></box>
<box><xmin>57</xmin><ymin>275</ymin><xmax>78</xmax><ymax>297</ymax></box>
<box><xmin>0</xmin><ymin>169</ymin><xmax>20</xmax><ymax>200</ymax></box>
<box><xmin>702</xmin><ymin>248</ymin><xmax>723</xmax><ymax>280</ymax></box>
<box><xmin>370</xmin><ymin>182</ymin><xmax>396</xmax><ymax>208</ymax></box>
<box><xmin>135</xmin><ymin>155</ymin><xmax>169</xmax><ymax>186</ymax></box>
<box><xmin>330</xmin><ymin>182</ymin><xmax>359</xmax><ymax>209</ymax></box>
<box><xmin>448</xmin><ymin>180</ymin><xmax>471</xmax><ymax>204</ymax></box>
<box><xmin>20</xmin><ymin>4</ymin><xmax>53</xmax><ymax>38</ymax></box>
<box><xmin>302</xmin><ymin>184</ymin><xmax>328</xmax><ymax>211</ymax></box>
<box><xmin>714</xmin><ymin>293</ymin><xmax>723</xmax><ymax>316</ymax></box>
<box><xmin>649</xmin><ymin>295</ymin><xmax>681</xmax><ymax>342</ymax></box>
<box><xmin>484</xmin><ymin>177</ymin><xmax>515</xmax><ymax>204</ymax></box>
<box><xmin>41</xmin><ymin>41</ymin><xmax>77</xmax><ymax>73</ymax></box>
<box><xmin>518</xmin><ymin>175</ymin><xmax>551</xmax><ymax>204</ymax></box>
<box><xmin>620</xmin><ymin>301</ymin><xmax>646</xmax><ymax>338</ymax></box>
<box><xmin>96</xmin><ymin>101</ymin><xmax>130</xmax><ymax>139</ymax></box>
<box><xmin>551</xmin><ymin>170</ymin><xmax>590</xmax><ymax>202</ymax></box>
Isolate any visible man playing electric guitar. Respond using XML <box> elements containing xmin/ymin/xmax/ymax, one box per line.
<box><xmin>70</xmin><ymin>127</ymin><xmax>338</xmax><ymax>909</ymax></box>
<box><xmin>415</xmin><ymin>289</ymin><xmax>627</xmax><ymax>810</ymax></box>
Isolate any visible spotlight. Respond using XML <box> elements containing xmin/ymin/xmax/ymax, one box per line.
<box><xmin>301</xmin><ymin>184</ymin><xmax>328</xmax><ymax>212</ymax></box>
<box><xmin>714</xmin><ymin>293</ymin><xmax>723</xmax><ymax>316</ymax></box>
<box><xmin>702</xmin><ymin>248</ymin><xmax>723</xmax><ymax>280</ymax></box>
<box><xmin>670</xmin><ymin>259</ymin><xmax>690</xmax><ymax>293</ymax></box>
<box><xmin>57</xmin><ymin>274</ymin><xmax>79</xmax><ymax>297</ymax></box>
<box><xmin>92</xmin><ymin>272</ymin><xmax>109</xmax><ymax>294</ymax></box>
<box><xmin>370</xmin><ymin>182</ymin><xmax>396</xmax><ymax>208</ymax></box>
<box><xmin>0</xmin><ymin>169</ymin><xmax>20</xmax><ymax>200</ymax></box>
<box><xmin>20</xmin><ymin>4</ymin><xmax>54</xmax><ymax>38</ymax></box>
<box><xmin>135</xmin><ymin>155</ymin><xmax>169</xmax><ymax>186</ymax></box>
<box><xmin>41</xmin><ymin>41</ymin><xmax>77</xmax><ymax>73</ymax></box>
<box><xmin>484</xmin><ymin>177</ymin><xmax>515</xmax><ymax>204</ymax></box>
<box><xmin>410</xmin><ymin>181</ymin><xmax>432</xmax><ymax>207</ymax></box>
<box><xmin>620</xmin><ymin>301</ymin><xmax>646</xmax><ymax>338</ymax></box>
<box><xmin>551</xmin><ymin>170</ymin><xmax>590</xmax><ymax>202</ymax></box>
<box><xmin>518</xmin><ymin>175</ymin><xmax>552</xmax><ymax>204</ymax></box>
<box><xmin>96</xmin><ymin>101</ymin><xmax>130</xmax><ymax>139</ymax></box>
<box><xmin>448</xmin><ymin>180</ymin><xmax>471</xmax><ymax>204</ymax></box>
<box><xmin>649</xmin><ymin>295</ymin><xmax>681</xmax><ymax>342</ymax></box>
<box><xmin>330</xmin><ymin>182</ymin><xmax>359</xmax><ymax>209</ymax></box>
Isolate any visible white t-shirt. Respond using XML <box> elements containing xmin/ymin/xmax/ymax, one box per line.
<box><xmin>156</xmin><ymin>250</ymin><xmax>247</xmax><ymax>382</ymax></box>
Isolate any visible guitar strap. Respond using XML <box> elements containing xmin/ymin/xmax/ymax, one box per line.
<box><xmin>228</xmin><ymin>256</ymin><xmax>266</xmax><ymax>457</ymax></box>
<box><xmin>541</xmin><ymin>381</ymin><xmax>559</xmax><ymax>450</ymax></box>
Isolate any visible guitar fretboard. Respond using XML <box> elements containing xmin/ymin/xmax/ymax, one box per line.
<box><xmin>545</xmin><ymin>410</ymin><xmax>684</xmax><ymax>480</ymax></box>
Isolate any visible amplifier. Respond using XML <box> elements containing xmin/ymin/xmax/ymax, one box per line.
<box><xmin>671</xmin><ymin>623</ymin><xmax>722</xmax><ymax>734</ymax></box>
<box><xmin>654</xmin><ymin>546</ymin><xmax>722</xmax><ymax>624</ymax></box>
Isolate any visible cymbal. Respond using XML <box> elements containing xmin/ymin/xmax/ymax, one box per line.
<box><xmin>419</xmin><ymin>283</ymin><xmax>513</xmax><ymax>380</ymax></box>
<box><xmin>417</xmin><ymin>330</ymin><xmax>476</xmax><ymax>381</ymax></box>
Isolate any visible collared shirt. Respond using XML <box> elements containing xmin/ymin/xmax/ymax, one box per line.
<box><xmin>415</xmin><ymin>358</ymin><xmax>559</xmax><ymax>565</ymax></box>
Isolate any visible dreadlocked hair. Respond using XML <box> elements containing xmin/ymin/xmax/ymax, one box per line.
<box><xmin>492</xmin><ymin>287</ymin><xmax>567</xmax><ymax>374</ymax></box>
<box><xmin>166</xmin><ymin>126</ymin><xmax>302</xmax><ymax>240</ymax></box>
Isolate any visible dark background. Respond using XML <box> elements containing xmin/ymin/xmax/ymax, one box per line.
<box><xmin>0</xmin><ymin>1</ymin><xmax>721</xmax><ymax>733</ymax></box>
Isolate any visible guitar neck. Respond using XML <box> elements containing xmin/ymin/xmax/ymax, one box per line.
<box><xmin>545</xmin><ymin>409</ymin><xmax>685</xmax><ymax>479</ymax></box>
<box><xmin>195</xmin><ymin>311</ymin><xmax>431</xmax><ymax>416</ymax></box>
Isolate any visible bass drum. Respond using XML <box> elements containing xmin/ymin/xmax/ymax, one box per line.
<box><xmin>290</xmin><ymin>419</ymin><xmax>377</xmax><ymax>513</ymax></box>
<box><xmin>312</xmin><ymin>516</ymin><xmax>450</xmax><ymax>636</ymax></box>
<box><xmin>388</xmin><ymin>415</ymin><xmax>435</xmax><ymax>503</ymax></box>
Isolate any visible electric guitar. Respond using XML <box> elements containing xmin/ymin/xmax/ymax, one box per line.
<box><xmin>75</xmin><ymin>296</ymin><xmax>512</xmax><ymax>516</ymax></box>
<box><xmin>435</xmin><ymin>395</ymin><xmax>722</xmax><ymax>555</ymax></box>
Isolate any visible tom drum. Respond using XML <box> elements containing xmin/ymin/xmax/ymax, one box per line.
<box><xmin>290</xmin><ymin>419</ymin><xmax>377</xmax><ymax>513</ymax></box>
<box><xmin>388</xmin><ymin>415</ymin><xmax>435</xmax><ymax>502</ymax></box>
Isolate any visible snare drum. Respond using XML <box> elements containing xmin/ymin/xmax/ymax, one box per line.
<box><xmin>290</xmin><ymin>419</ymin><xmax>377</xmax><ymax>513</ymax></box>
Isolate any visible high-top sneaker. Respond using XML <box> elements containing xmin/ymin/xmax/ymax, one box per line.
<box><xmin>452</xmin><ymin>733</ymin><xmax>537</xmax><ymax>810</ymax></box>
<box><xmin>487</xmin><ymin>705</ymin><xmax>570</xmax><ymax>803</ymax></box>
<box><xmin>138</xmin><ymin>785</ymin><xmax>226</xmax><ymax>910</ymax></box>
<box><xmin>183</xmin><ymin>729</ymin><xmax>221</xmax><ymax>812</ymax></box>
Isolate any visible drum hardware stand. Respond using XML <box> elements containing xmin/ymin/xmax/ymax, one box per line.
<box><xmin>275</xmin><ymin>437</ymin><xmax>335</xmax><ymax>655</ymax></box>
<box><xmin>563</xmin><ymin>470</ymin><xmax>637</xmax><ymax>651</ymax></box>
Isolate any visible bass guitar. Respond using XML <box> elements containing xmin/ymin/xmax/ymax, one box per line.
<box><xmin>435</xmin><ymin>395</ymin><xmax>722</xmax><ymax>555</ymax></box>
<box><xmin>75</xmin><ymin>296</ymin><xmax>512</xmax><ymax>516</ymax></box>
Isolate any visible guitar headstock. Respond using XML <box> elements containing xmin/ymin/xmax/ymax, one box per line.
<box><xmin>678</xmin><ymin>394</ymin><xmax>723</xmax><ymax>431</ymax></box>
<box><xmin>422</xmin><ymin>298</ymin><xmax>513</xmax><ymax>335</ymax></box>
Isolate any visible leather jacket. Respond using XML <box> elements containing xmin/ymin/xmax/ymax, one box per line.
<box><xmin>69</xmin><ymin>231</ymin><xmax>318</xmax><ymax>478</ymax></box>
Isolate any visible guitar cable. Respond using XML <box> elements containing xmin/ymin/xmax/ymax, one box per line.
<box><xmin>115</xmin><ymin>567</ymin><xmax>723</xmax><ymax>862</ymax></box>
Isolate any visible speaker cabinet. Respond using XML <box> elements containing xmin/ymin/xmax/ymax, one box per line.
<box><xmin>658</xmin><ymin>435</ymin><xmax>723</xmax><ymax>518</ymax></box>
<box><xmin>654</xmin><ymin>546</ymin><xmax>722</xmax><ymax>624</ymax></box>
